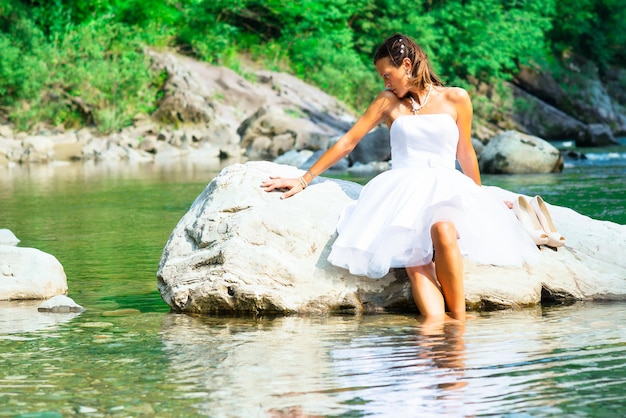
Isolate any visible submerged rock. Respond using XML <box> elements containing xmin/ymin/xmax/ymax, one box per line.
<box><xmin>157</xmin><ymin>161</ymin><xmax>626</xmax><ymax>315</ymax></box>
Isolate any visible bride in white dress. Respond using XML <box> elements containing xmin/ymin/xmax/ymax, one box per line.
<box><xmin>262</xmin><ymin>34</ymin><xmax>539</xmax><ymax>320</ymax></box>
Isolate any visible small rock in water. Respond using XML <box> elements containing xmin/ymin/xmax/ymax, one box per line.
<box><xmin>76</xmin><ymin>406</ymin><xmax>98</xmax><ymax>414</ymax></box>
<box><xmin>38</xmin><ymin>295</ymin><xmax>85</xmax><ymax>313</ymax></box>
<box><xmin>563</xmin><ymin>150</ymin><xmax>587</xmax><ymax>160</ymax></box>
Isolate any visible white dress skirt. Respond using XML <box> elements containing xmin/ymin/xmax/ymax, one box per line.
<box><xmin>327</xmin><ymin>114</ymin><xmax>539</xmax><ymax>279</ymax></box>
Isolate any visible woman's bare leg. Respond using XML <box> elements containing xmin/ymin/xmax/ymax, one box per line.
<box><xmin>431</xmin><ymin>221</ymin><xmax>466</xmax><ymax>320</ymax></box>
<box><xmin>406</xmin><ymin>263</ymin><xmax>445</xmax><ymax>318</ymax></box>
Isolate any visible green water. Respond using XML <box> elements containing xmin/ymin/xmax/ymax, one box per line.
<box><xmin>0</xmin><ymin>144</ymin><xmax>625</xmax><ymax>417</ymax></box>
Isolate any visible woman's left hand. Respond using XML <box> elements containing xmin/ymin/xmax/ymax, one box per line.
<box><xmin>261</xmin><ymin>176</ymin><xmax>305</xmax><ymax>199</ymax></box>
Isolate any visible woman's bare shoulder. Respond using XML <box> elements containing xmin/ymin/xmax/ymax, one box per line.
<box><xmin>374</xmin><ymin>89</ymin><xmax>402</xmax><ymax>104</ymax></box>
<box><xmin>440</xmin><ymin>86</ymin><xmax>471</xmax><ymax>104</ymax></box>
<box><xmin>366</xmin><ymin>89</ymin><xmax>401</xmax><ymax>119</ymax></box>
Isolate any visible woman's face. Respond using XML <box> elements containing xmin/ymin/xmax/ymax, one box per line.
<box><xmin>375</xmin><ymin>57</ymin><xmax>409</xmax><ymax>98</ymax></box>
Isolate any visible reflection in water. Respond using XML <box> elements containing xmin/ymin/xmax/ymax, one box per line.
<box><xmin>0</xmin><ymin>305</ymin><xmax>624</xmax><ymax>416</ymax></box>
<box><xmin>418</xmin><ymin>317</ymin><xmax>467</xmax><ymax>392</ymax></box>
<box><xmin>0</xmin><ymin>300</ymin><xmax>81</xmax><ymax>336</ymax></box>
<box><xmin>159</xmin><ymin>314</ymin><xmax>357</xmax><ymax>416</ymax></box>
<box><xmin>156</xmin><ymin>306</ymin><xmax>626</xmax><ymax>417</ymax></box>
<box><xmin>159</xmin><ymin>314</ymin><xmax>473</xmax><ymax>417</ymax></box>
<box><xmin>326</xmin><ymin>315</ymin><xmax>470</xmax><ymax>417</ymax></box>
<box><xmin>0</xmin><ymin>157</ymin><xmax>236</xmax><ymax>192</ymax></box>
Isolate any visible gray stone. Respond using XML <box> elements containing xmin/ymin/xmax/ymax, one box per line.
<box><xmin>583</xmin><ymin>123</ymin><xmax>618</xmax><ymax>147</ymax></box>
<box><xmin>20</xmin><ymin>135</ymin><xmax>55</xmax><ymax>163</ymax></box>
<box><xmin>0</xmin><ymin>246</ymin><xmax>68</xmax><ymax>300</ymax></box>
<box><xmin>51</xmin><ymin>132</ymin><xmax>83</xmax><ymax>161</ymax></box>
<box><xmin>0</xmin><ymin>125</ymin><xmax>13</xmax><ymax>138</ymax></box>
<box><xmin>150</xmin><ymin>52</ymin><xmax>216</xmax><ymax>125</ymax></box>
<box><xmin>157</xmin><ymin>161</ymin><xmax>626</xmax><ymax>315</ymax></box>
<box><xmin>301</xmin><ymin>150</ymin><xmax>349</xmax><ymax>172</ymax></box>
<box><xmin>199</xmin><ymin>122</ymin><xmax>241</xmax><ymax>158</ymax></box>
<box><xmin>237</xmin><ymin>105</ymin><xmax>334</xmax><ymax>160</ymax></box>
<box><xmin>479</xmin><ymin>130</ymin><xmax>563</xmax><ymax>174</ymax></box>
<box><xmin>350</xmin><ymin>126</ymin><xmax>391</xmax><ymax>165</ymax></box>
<box><xmin>139</xmin><ymin>136</ymin><xmax>158</xmax><ymax>153</ymax></box>
<box><xmin>274</xmin><ymin>149</ymin><xmax>314</xmax><ymax>167</ymax></box>
<box><xmin>512</xmin><ymin>63</ymin><xmax>623</xmax><ymax>146</ymax></box>
<box><xmin>38</xmin><ymin>295</ymin><xmax>85</xmax><ymax>313</ymax></box>
<box><xmin>0</xmin><ymin>137</ymin><xmax>25</xmax><ymax>165</ymax></box>
<box><xmin>347</xmin><ymin>161</ymin><xmax>390</xmax><ymax>177</ymax></box>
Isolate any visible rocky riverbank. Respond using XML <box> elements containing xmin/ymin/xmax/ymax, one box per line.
<box><xmin>1</xmin><ymin>50</ymin><xmax>623</xmax><ymax>176</ymax></box>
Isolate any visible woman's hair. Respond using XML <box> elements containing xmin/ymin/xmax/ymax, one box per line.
<box><xmin>373</xmin><ymin>33</ymin><xmax>443</xmax><ymax>91</ymax></box>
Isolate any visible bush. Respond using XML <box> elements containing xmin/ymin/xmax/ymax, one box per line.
<box><xmin>3</xmin><ymin>16</ymin><xmax>162</xmax><ymax>132</ymax></box>
<box><xmin>0</xmin><ymin>0</ymin><xmax>622</xmax><ymax>131</ymax></box>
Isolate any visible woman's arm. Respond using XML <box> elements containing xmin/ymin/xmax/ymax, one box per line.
<box><xmin>262</xmin><ymin>91</ymin><xmax>393</xmax><ymax>198</ymax></box>
<box><xmin>451</xmin><ymin>87</ymin><xmax>481</xmax><ymax>186</ymax></box>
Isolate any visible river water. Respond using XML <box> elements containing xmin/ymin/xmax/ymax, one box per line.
<box><xmin>0</xmin><ymin>140</ymin><xmax>625</xmax><ymax>417</ymax></box>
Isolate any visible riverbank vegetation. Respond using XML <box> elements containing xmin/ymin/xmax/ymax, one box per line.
<box><xmin>0</xmin><ymin>0</ymin><xmax>624</xmax><ymax>133</ymax></box>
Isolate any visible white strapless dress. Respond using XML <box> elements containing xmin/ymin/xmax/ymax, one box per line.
<box><xmin>327</xmin><ymin>114</ymin><xmax>539</xmax><ymax>278</ymax></box>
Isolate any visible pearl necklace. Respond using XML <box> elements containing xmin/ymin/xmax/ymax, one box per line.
<box><xmin>408</xmin><ymin>84</ymin><xmax>433</xmax><ymax>114</ymax></box>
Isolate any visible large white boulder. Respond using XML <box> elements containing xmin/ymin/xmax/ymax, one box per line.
<box><xmin>157</xmin><ymin>161</ymin><xmax>626</xmax><ymax>314</ymax></box>
<box><xmin>0</xmin><ymin>244</ymin><xmax>68</xmax><ymax>300</ymax></box>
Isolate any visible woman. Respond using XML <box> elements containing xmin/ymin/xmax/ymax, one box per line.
<box><xmin>261</xmin><ymin>34</ymin><xmax>538</xmax><ymax>320</ymax></box>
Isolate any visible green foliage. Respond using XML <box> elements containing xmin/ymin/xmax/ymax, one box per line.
<box><xmin>62</xmin><ymin>20</ymin><xmax>159</xmax><ymax>131</ymax></box>
<box><xmin>0</xmin><ymin>17</ymin><xmax>49</xmax><ymax>101</ymax></box>
<box><xmin>350</xmin><ymin>0</ymin><xmax>437</xmax><ymax>63</ymax></box>
<box><xmin>1</xmin><ymin>13</ymin><xmax>162</xmax><ymax>132</ymax></box>
<box><xmin>0</xmin><ymin>0</ymin><xmax>622</xmax><ymax>131</ymax></box>
<box><xmin>550</xmin><ymin>0</ymin><xmax>626</xmax><ymax>70</ymax></box>
<box><xmin>427</xmin><ymin>0</ymin><xmax>555</xmax><ymax>83</ymax></box>
<box><xmin>290</xmin><ymin>30</ymin><xmax>379</xmax><ymax>110</ymax></box>
<box><xmin>470</xmin><ymin>78</ymin><xmax>515</xmax><ymax>126</ymax></box>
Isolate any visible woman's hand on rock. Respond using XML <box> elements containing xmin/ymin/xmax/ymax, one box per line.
<box><xmin>261</xmin><ymin>176</ymin><xmax>304</xmax><ymax>199</ymax></box>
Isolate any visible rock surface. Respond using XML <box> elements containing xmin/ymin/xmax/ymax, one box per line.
<box><xmin>513</xmin><ymin>62</ymin><xmax>625</xmax><ymax>144</ymax></box>
<box><xmin>157</xmin><ymin>161</ymin><xmax>626</xmax><ymax>315</ymax></box>
<box><xmin>0</xmin><ymin>243</ymin><xmax>68</xmax><ymax>300</ymax></box>
<box><xmin>479</xmin><ymin>130</ymin><xmax>564</xmax><ymax>174</ymax></box>
<box><xmin>0</xmin><ymin>229</ymin><xmax>20</xmax><ymax>246</ymax></box>
<box><xmin>38</xmin><ymin>295</ymin><xmax>85</xmax><ymax>313</ymax></box>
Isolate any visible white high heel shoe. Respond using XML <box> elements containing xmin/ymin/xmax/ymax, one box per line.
<box><xmin>530</xmin><ymin>196</ymin><xmax>566</xmax><ymax>248</ymax></box>
<box><xmin>513</xmin><ymin>196</ymin><xmax>550</xmax><ymax>246</ymax></box>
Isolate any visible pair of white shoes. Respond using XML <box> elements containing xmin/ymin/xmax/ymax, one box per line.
<box><xmin>513</xmin><ymin>195</ymin><xmax>566</xmax><ymax>249</ymax></box>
